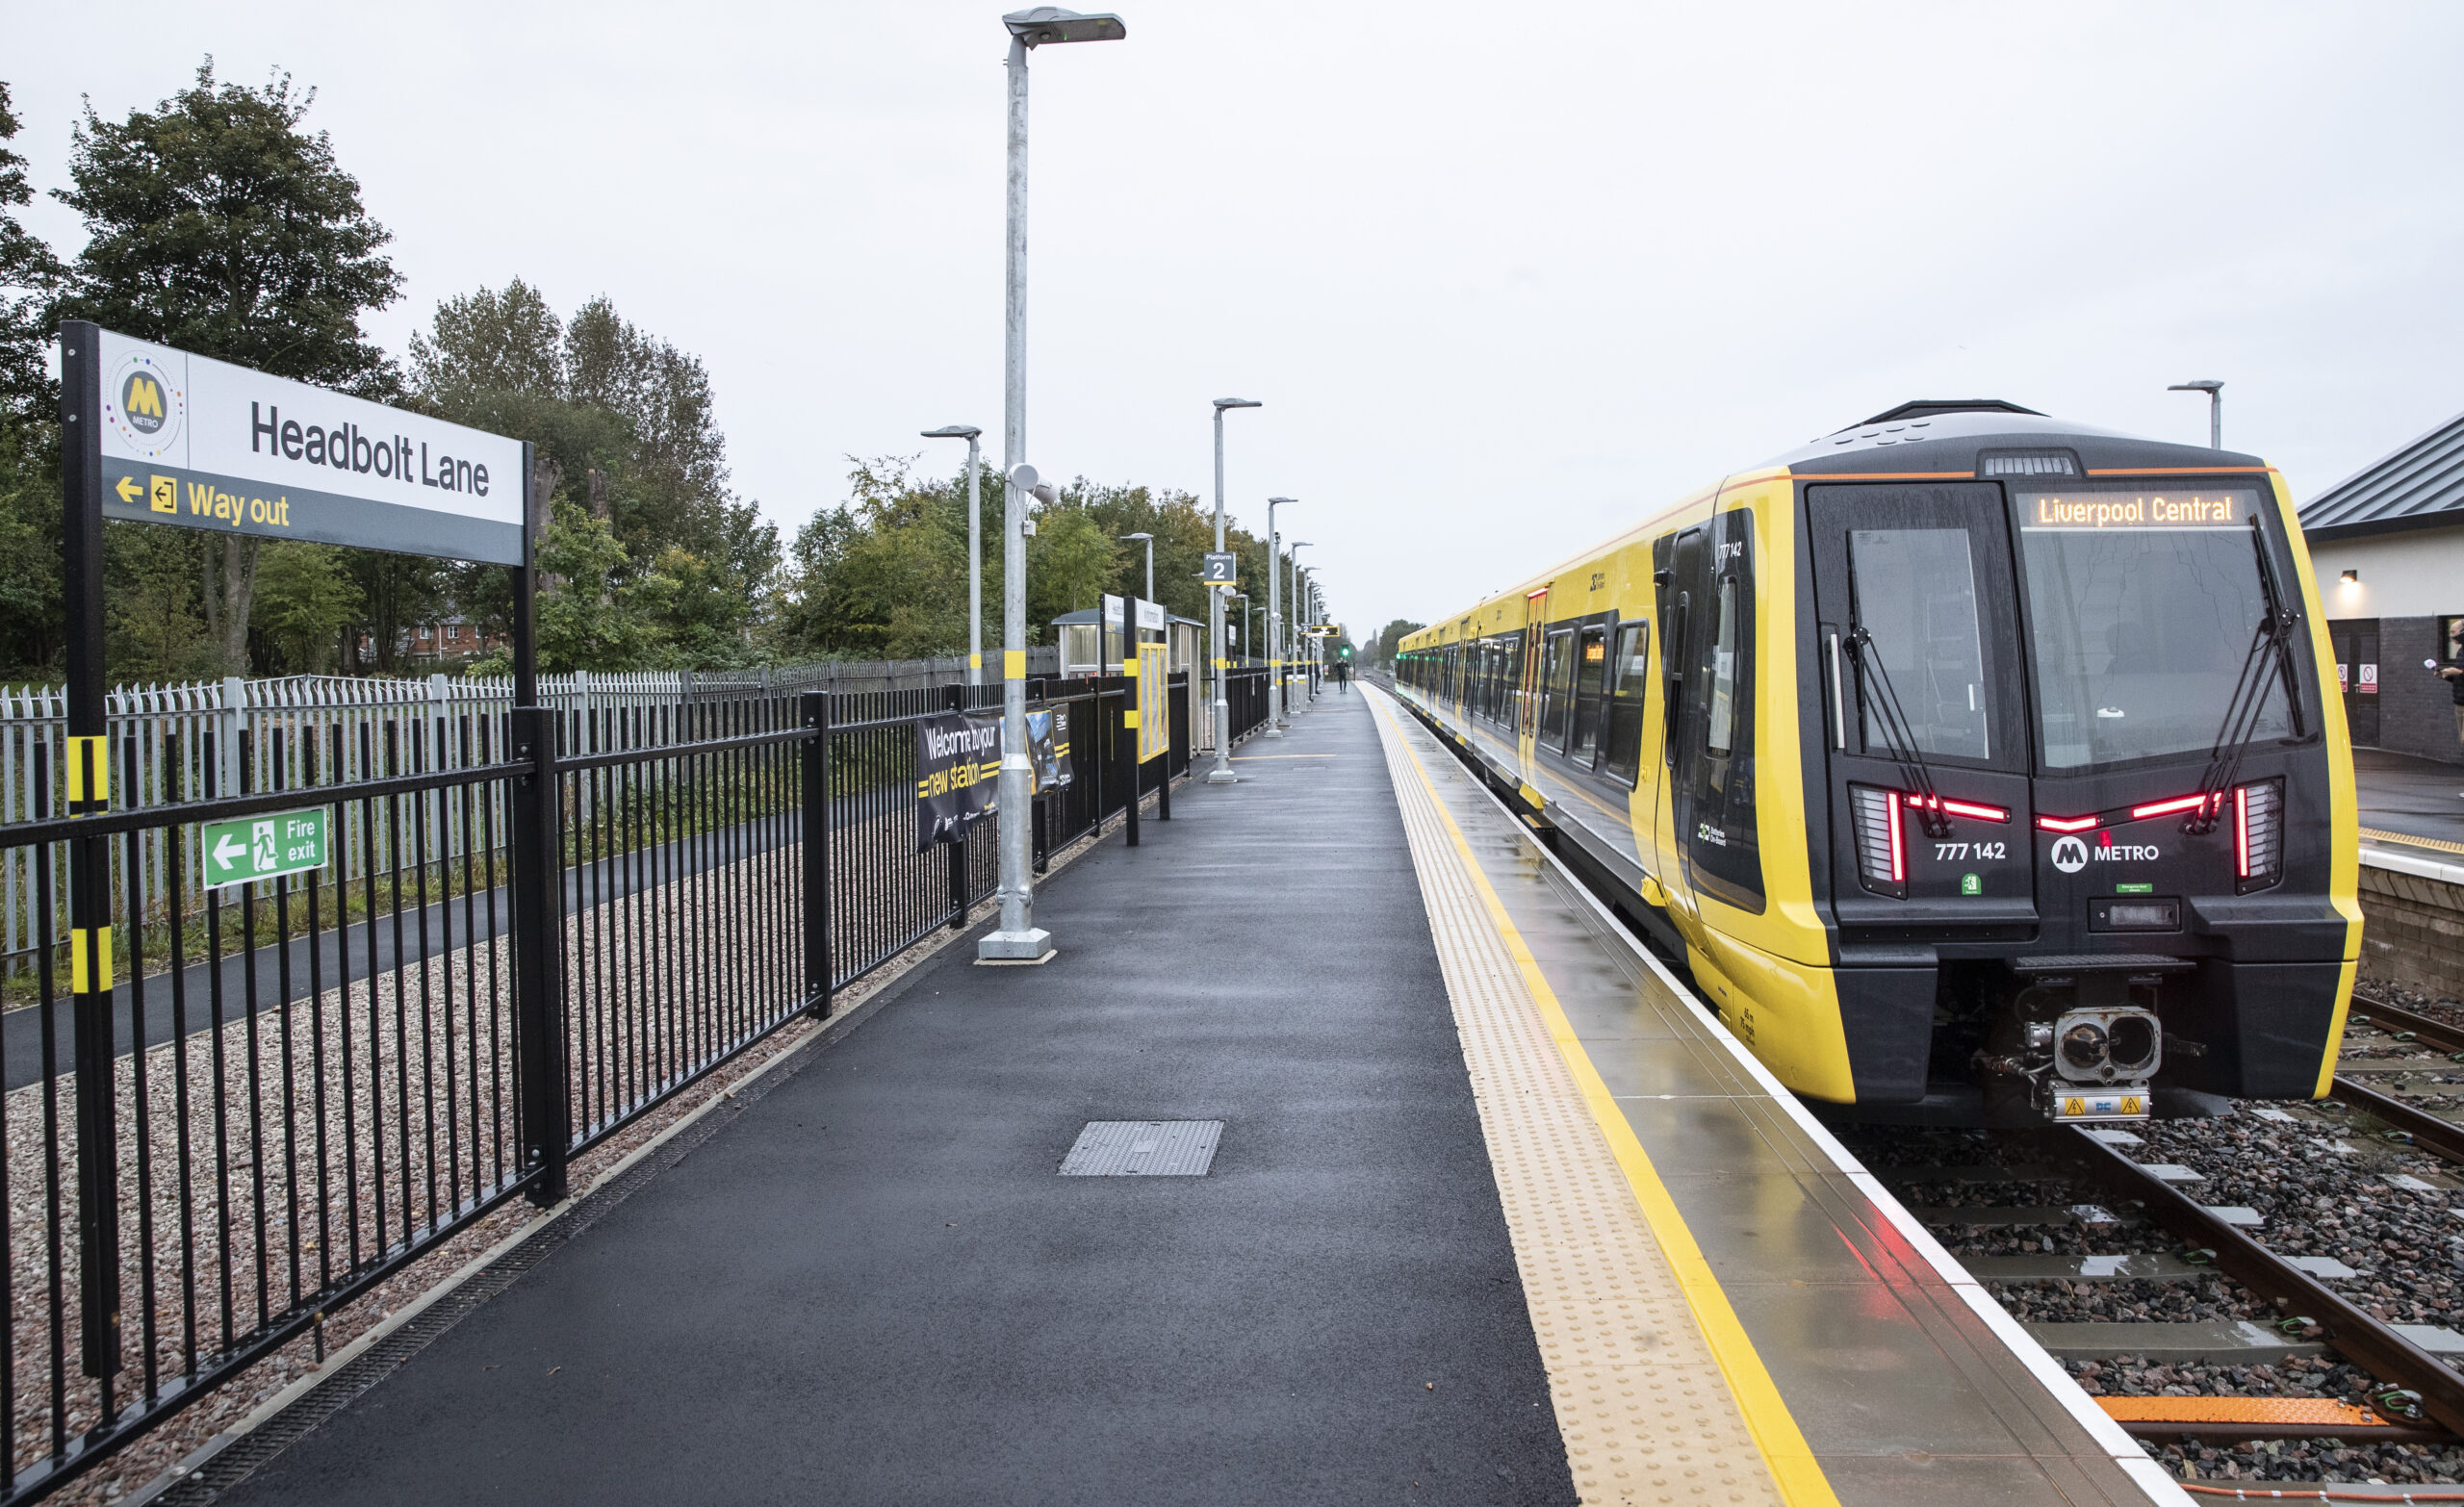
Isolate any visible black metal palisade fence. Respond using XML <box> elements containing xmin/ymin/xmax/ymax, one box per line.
<box><xmin>0</xmin><ymin>666</ymin><xmax>1268</xmax><ymax>1503</ymax></box>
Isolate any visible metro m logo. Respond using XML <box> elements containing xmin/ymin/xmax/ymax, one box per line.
<box><xmin>120</xmin><ymin>370</ymin><xmax>167</xmax><ymax>433</ymax></box>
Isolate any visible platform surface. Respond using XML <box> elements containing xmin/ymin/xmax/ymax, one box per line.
<box><xmin>215</xmin><ymin>688</ymin><xmax>1574</xmax><ymax>1507</ymax></box>
<box><xmin>2355</xmin><ymin>746</ymin><xmax>2464</xmax><ymax>856</ymax></box>
<box><xmin>204</xmin><ymin>687</ymin><xmax>2179</xmax><ymax>1507</ymax></box>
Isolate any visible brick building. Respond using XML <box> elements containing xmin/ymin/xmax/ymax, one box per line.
<box><xmin>2301</xmin><ymin>410</ymin><xmax>2464</xmax><ymax>765</ymax></box>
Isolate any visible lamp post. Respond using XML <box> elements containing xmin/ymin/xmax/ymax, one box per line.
<box><xmin>1288</xmin><ymin>543</ymin><xmax>1313</xmax><ymax>715</ymax></box>
<box><xmin>2169</xmin><ymin>379</ymin><xmax>2223</xmax><ymax>449</ymax></box>
<box><xmin>981</xmin><ymin>4</ymin><xmax>1124</xmax><ymax>965</ymax></box>
<box><xmin>1119</xmin><ymin>531</ymin><xmax>1153</xmax><ymax>600</ymax></box>
<box><xmin>1265</xmin><ymin>498</ymin><xmax>1293</xmax><ymax>735</ymax></box>
<box><xmin>923</xmin><ymin>424</ymin><xmax>985</xmax><ymax>685</ymax></box>
<box><xmin>1209</xmin><ymin>396</ymin><xmax>1261</xmax><ymax>783</ymax></box>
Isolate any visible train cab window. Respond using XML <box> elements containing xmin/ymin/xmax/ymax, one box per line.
<box><xmin>1538</xmin><ymin>627</ymin><xmax>1576</xmax><ymax>751</ymax></box>
<box><xmin>1848</xmin><ymin>527</ymin><xmax>1991</xmax><ymax>760</ymax></box>
<box><xmin>1571</xmin><ymin>624</ymin><xmax>1610</xmax><ymax>762</ymax></box>
<box><xmin>2013</xmin><ymin>486</ymin><xmax>2297</xmax><ymax>770</ymax></box>
<box><xmin>1603</xmin><ymin>622</ymin><xmax>1651</xmax><ymax>785</ymax></box>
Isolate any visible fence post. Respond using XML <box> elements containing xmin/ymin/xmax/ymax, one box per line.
<box><xmin>943</xmin><ymin>683</ymin><xmax>967</xmax><ymax>931</ymax></box>
<box><xmin>1156</xmin><ymin>674</ymin><xmax>1173</xmax><ymax>822</ymax></box>
<box><xmin>801</xmin><ymin>691</ymin><xmax>832</xmax><ymax>1015</ymax></box>
<box><xmin>1121</xmin><ymin>676</ymin><xmax>1140</xmax><ymax>849</ymax></box>
<box><xmin>509</xmin><ymin>704</ymin><xmax>568</xmax><ymax>1204</ymax></box>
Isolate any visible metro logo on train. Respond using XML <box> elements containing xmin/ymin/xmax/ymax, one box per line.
<box><xmin>1393</xmin><ymin>398</ymin><xmax>2357</xmax><ymax>1126</ymax></box>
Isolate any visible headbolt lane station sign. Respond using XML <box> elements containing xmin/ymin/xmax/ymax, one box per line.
<box><xmin>92</xmin><ymin>328</ymin><xmax>526</xmax><ymax>565</ymax></box>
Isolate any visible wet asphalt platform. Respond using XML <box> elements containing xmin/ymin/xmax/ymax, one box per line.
<box><xmin>215</xmin><ymin>688</ymin><xmax>1575</xmax><ymax>1507</ymax></box>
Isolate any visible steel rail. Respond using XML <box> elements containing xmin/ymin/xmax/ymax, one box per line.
<box><xmin>2349</xmin><ymin>990</ymin><xmax>2464</xmax><ymax>1055</ymax></box>
<box><xmin>2046</xmin><ymin>1126</ymin><xmax>2464</xmax><ymax>1438</ymax></box>
<box><xmin>2330</xmin><ymin>1075</ymin><xmax>2464</xmax><ymax>1165</ymax></box>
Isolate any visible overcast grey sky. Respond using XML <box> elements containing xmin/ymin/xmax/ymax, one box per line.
<box><xmin>12</xmin><ymin>2</ymin><xmax>2463</xmax><ymax>638</ymax></box>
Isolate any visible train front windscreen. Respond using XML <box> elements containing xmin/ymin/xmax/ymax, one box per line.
<box><xmin>2012</xmin><ymin>486</ymin><xmax>2294</xmax><ymax>771</ymax></box>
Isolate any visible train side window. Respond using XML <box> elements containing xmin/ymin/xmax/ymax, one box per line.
<box><xmin>1707</xmin><ymin>575</ymin><xmax>1740</xmax><ymax>754</ymax></box>
<box><xmin>1603</xmin><ymin>622</ymin><xmax>1651</xmax><ymax>785</ymax></box>
<box><xmin>1538</xmin><ymin>627</ymin><xmax>1576</xmax><ymax>750</ymax></box>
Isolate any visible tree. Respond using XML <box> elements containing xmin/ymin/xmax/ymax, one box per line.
<box><xmin>1373</xmin><ymin>618</ymin><xmax>1424</xmax><ymax>669</ymax></box>
<box><xmin>408</xmin><ymin>279</ymin><xmax>778</xmax><ymax>665</ymax></box>
<box><xmin>249</xmin><ymin>540</ymin><xmax>359</xmax><ymax>674</ymax></box>
<box><xmin>0</xmin><ymin>82</ymin><xmax>64</xmax><ymax>419</ymax></box>
<box><xmin>53</xmin><ymin>60</ymin><xmax>401</xmax><ymax>673</ymax></box>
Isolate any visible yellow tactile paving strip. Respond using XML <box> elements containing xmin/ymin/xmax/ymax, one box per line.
<box><xmin>1368</xmin><ymin>694</ymin><xmax>1798</xmax><ymax>1507</ymax></box>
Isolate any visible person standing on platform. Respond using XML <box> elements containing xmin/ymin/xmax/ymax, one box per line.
<box><xmin>2440</xmin><ymin>658</ymin><xmax>2464</xmax><ymax>754</ymax></box>
<box><xmin>1333</xmin><ymin>659</ymin><xmax>1350</xmax><ymax>693</ymax></box>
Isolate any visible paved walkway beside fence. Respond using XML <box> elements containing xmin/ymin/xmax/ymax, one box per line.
<box><xmin>213</xmin><ymin>689</ymin><xmax>1575</xmax><ymax>1507</ymax></box>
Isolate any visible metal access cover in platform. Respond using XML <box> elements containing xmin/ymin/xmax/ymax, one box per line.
<box><xmin>1059</xmin><ymin>1121</ymin><xmax>1223</xmax><ymax>1177</ymax></box>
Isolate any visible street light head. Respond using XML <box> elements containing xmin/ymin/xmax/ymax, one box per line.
<box><xmin>1267</xmin><ymin>496</ymin><xmax>1296</xmax><ymax>505</ymax></box>
<box><xmin>921</xmin><ymin>424</ymin><xmax>982</xmax><ymax>440</ymax></box>
<box><xmin>1213</xmin><ymin>397</ymin><xmax>1262</xmax><ymax>411</ymax></box>
<box><xmin>2169</xmin><ymin>380</ymin><xmax>2224</xmax><ymax>394</ymax></box>
<box><xmin>1119</xmin><ymin>532</ymin><xmax>1152</xmax><ymax>541</ymax></box>
<box><xmin>1007</xmin><ymin>463</ymin><xmax>1040</xmax><ymax>490</ymax></box>
<box><xmin>1003</xmin><ymin>7</ymin><xmax>1126</xmax><ymax>45</ymax></box>
<box><xmin>1032</xmin><ymin>482</ymin><xmax>1059</xmax><ymax>505</ymax></box>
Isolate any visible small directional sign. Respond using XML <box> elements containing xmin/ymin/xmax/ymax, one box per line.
<box><xmin>1201</xmin><ymin>551</ymin><xmax>1237</xmax><ymax>587</ymax></box>
<box><xmin>199</xmin><ymin>807</ymin><xmax>329</xmax><ymax>890</ymax></box>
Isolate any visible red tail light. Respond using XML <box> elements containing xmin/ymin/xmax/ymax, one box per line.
<box><xmin>2038</xmin><ymin>814</ymin><xmax>2098</xmax><ymax>832</ymax></box>
<box><xmin>1906</xmin><ymin>794</ymin><xmax>2011</xmax><ymax>823</ymax></box>
<box><xmin>2130</xmin><ymin>793</ymin><xmax>2211</xmax><ymax>821</ymax></box>
<box><xmin>1849</xmin><ymin>784</ymin><xmax>1906</xmax><ymax>898</ymax></box>
<box><xmin>2235</xmin><ymin>780</ymin><xmax>2284</xmax><ymax>893</ymax></box>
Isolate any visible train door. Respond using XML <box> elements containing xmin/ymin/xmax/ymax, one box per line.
<box><xmin>1664</xmin><ymin>513</ymin><xmax>1765</xmax><ymax>913</ymax></box>
<box><xmin>1517</xmin><ymin>589</ymin><xmax>1548</xmax><ymax>745</ymax></box>
<box><xmin>2328</xmin><ymin>620</ymin><xmax>2380</xmax><ymax>747</ymax></box>
<box><xmin>1807</xmin><ymin>483</ymin><xmax>2031</xmax><ymax>918</ymax></box>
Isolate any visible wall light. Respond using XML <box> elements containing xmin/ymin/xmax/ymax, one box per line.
<box><xmin>2340</xmin><ymin>570</ymin><xmax>2359</xmax><ymax>584</ymax></box>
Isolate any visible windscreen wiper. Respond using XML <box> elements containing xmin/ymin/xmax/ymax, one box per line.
<box><xmin>2183</xmin><ymin>515</ymin><xmax>2304</xmax><ymax>835</ymax></box>
<box><xmin>1846</xmin><ymin>624</ymin><xmax>1953</xmax><ymax>839</ymax></box>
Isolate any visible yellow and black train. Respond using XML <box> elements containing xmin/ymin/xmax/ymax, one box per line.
<box><xmin>1393</xmin><ymin>399</ymin><xmax>2359</xmax><ymax>1123</ymax></box>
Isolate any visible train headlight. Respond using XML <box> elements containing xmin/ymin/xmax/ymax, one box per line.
<box><xmin>1850</xmin><ymin>784</ymin><xmax>1905</xmax><ymax>898</ymax></box>
<box><xmin>2235</xmin><ymin>779</ymin><xmax>2284</xmax><ymax>894</ymax></box>
<box><xmin>2052</xmin><ymin>1007</ymin><xmax>2165</xmax><ymax>1084</ymax></box>
<box><xmin>2060</xmin><ymin>1023</ymin><xmax>2108</xmax><ymax>1072</ymax></box>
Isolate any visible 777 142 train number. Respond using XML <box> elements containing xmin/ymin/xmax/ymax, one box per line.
<box><xmin>1932</xmin><ymin>842</ymin><xmax>2008</xmax><ymax>861</ymax></box>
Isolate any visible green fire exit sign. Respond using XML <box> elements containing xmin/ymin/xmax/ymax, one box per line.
<box><xmin>200</xmin><ymin>807</ymin><xmax>329</xmax><ymax>890</ymax></box>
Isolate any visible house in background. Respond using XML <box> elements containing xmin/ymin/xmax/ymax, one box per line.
<box><xmin>2299</xmin><ymin>410</ymin><xmax>2464</xmax><ymax>764</ymax></box>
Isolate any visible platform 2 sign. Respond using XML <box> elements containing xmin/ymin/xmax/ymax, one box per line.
<box><xmin>200</xmin><ymin>808</ymin><xmax>329</xmax><ymax>891</ymax></box>
<box><xmin>915</xmin><ymin>710</ymin><xmax>1001</xmax><ymax>850</ymax></box>
<box><xmin>87</xmin><ymin>327</ymin><xmax>525</xmax><ymax>565</ymax></box>
<box><xmin>1201</xmin><ymin>551</ymin><xmax>1237</xmax><ymax>587</ymax></box>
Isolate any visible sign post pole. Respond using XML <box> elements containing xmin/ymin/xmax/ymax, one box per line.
<box><xmin>1122</xmin><ymin>592</ymin><xmax>1142</xmax><ymax>849</ymax></box>
<box><xmin>506</xmin><ymin>441</ymin><xmax>567</xmax><ymax>1205</ymax></box>
<box><xmin>58</xmin><ymin>321</ymin><xmax>123</xmax><ymax>1390</ymax></box>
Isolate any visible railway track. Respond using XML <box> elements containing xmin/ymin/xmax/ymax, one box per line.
<box><xmin>1838</xmin><ymin>996</ymin><xmax>2464</xmax><ymax>1491</ymax></box>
